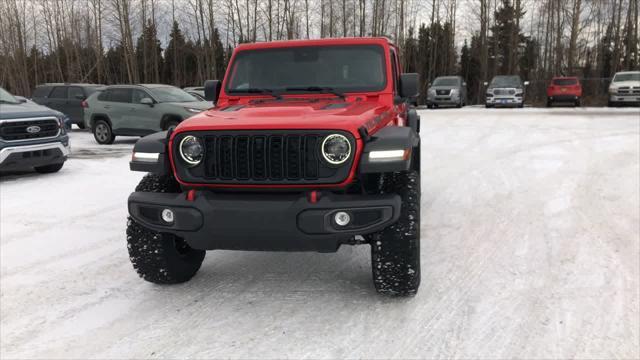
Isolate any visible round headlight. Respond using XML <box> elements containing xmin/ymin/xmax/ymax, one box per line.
<box><xmin>179</xmin><ymin>135</ymin><xmax>204</xmax><ymax>166</ymax></box>
<box><xmin>321</xmin><ymin>134</ymin><xmax>351</xmax><ymax>165</ymax></box>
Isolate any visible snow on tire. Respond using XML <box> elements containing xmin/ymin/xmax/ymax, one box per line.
<box><xmin>370</xmin><ymin>170</ymin><xmax>421</xmax><ymax>296</ymax></box>
<box><xmin>126</xmin><ymin>174</ymin><xmax>205</xmax><ymax>284</ymax></box>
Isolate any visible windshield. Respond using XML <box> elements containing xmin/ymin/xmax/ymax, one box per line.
<box><xmin>149</xmin><ymin>87</ymin><xmax>199</xmax><ymax>102</ymax></box>
<box><xmin>226</xmin><ymin>45</ymin><xmax>386</xmax><ymax>94</ymax></box>
<box><xmin>553</xmin><ymin>78</ymin><xmax>578</xmax><ymax>85</ymax></box>
<box><xmin>490</xmin><ymin>76</ymin><xmax>522</xmax><ymax>88</ymax></box>
<box><xmin>432</xmin><ymin>77</ymin><xmax>459</xmax><ymax>86</ymax></box>
<box><xmin>613</xmin><ymin>73</ymin><xmax>640</xmax><ymax>82</ymax></box>
<box><xmin>0</xmin><ymin>87</ymin><xmax>19</xmax><ymax>104</ymax></box>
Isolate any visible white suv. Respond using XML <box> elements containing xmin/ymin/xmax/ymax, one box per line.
<box><xmin>608</xmin><ymin>71</ymin><xmax>640</xmax><ymax>107</ymax></box>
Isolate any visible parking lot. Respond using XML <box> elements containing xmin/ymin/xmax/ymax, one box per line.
<box><xmin>1</xmin><ymin>106</ymin><xmax>639</xmax><ymax>359</ymax></box>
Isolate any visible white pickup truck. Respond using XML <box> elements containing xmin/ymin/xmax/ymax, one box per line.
<box><xmin>608</xmin><ymin>71</ymin><xmax>640</xmax><ymax>107</ymax></box>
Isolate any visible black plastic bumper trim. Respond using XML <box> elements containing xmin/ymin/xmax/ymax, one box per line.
<box><xmin>128</xmin><ymin>191</ymin><xmax>401</xmax><ymax>252</ymax></box>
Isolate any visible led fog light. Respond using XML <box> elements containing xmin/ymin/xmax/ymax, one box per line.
<box><xmin>161</xmin><ymin>208</ymin><xmax>175</xmax><ymax>223</ymax></box>
<box><xmin>334</xmin><ymin>211</ymin><xmax>351</xmax><ymax>227</ymax></box>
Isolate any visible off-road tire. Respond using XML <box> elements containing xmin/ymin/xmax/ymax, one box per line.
<box><xmin>546</xmin><ymin>99</ymin><xmax>552</xmax><ymax>107</ymax></box>
<box><xmin>34</xmin><ymin>163</ymin><xmax>64</xmax><ymax>173</ymax></box>
<box><xmin>485</xmin><ymin>104</ymin><xmax>493</xmax><ymax>108</ymax></box>
<box><xmin>93</xmin><ymin>120</ymin><xmax>115</xmax><ymax>144</ymax></box>
<box><xmin>575</xmin><ymin>99</ymin><xmax>581</xmax><ymax>107</ymax></box>
<box><xmin>370</xmin><ymin>170</ymin><xmax>421</xmax><ymax>296</ymax></box>
<box><xmin>126</xmin><ymin>174</ymin><xmax>206</xmax><ymax>284</ymax></box>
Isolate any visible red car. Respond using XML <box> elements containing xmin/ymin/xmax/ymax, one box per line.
<box><xmin>547</xmin><ymin>77</ymin><xmax>582</xmax><ymax>107</ymax></box>
<box><xmin>126</xmin><ymin>38</ymin><xmax>422</xmax><ymax>296</ymax></box>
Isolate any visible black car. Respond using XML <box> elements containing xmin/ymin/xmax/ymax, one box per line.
<box><xmin>0</xmin><ymin>87</ymin><xmax>70</xmax><ymax>173</ymax></box>
<box><xmin>32</xmin><ymin>83</ymin><xmax>103</xmax><ymax>129</ymax></box>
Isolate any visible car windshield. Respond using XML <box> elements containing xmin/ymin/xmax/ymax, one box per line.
<box><xmin>613</xmin><ymin>73</ymin><xmax>640</xmax><ymax>82</ymax></box>
<box><xmin>226</xmin><ymin>45</ymin><xmax>386</xmax><ymax>94</ymax></box>
<box><xmin>149</xmin><ymin>87</ymin><xmax>198</xmax><ymax>102</ymax></box>
<box><xmin>490</xmin><ymin>76</ymin><xmax>522</xmax><ymax>88</ymax></box>
<box><xmin>432</xmin><ymin>77</ymin><xmax>459</xmax><ymax>86</ymax></box>
<box><xmin>553</xmin><ymin>78</ymin><xmax>578</xmax><ymax>85</ymax></box>
<box><xmin>0</xmin><ymin>87</ymin><xmax>20</xmax><ymax>104</ymax></box>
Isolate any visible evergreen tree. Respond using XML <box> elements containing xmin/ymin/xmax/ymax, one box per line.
<box><xmin>164</xmin><ymin>21</ymin><xmax>186</xmax><ymax>86</ymax></box>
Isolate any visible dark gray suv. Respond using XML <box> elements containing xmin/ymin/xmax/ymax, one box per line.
<box><xmin>0</xmin><ymin>87</ymin><xmax>70</xmax><ymax>173</ymax></box>
<box><xmin>32</xmin><ymin>83</ymin><xmax>103</xmax><ymax>129</ymax></box>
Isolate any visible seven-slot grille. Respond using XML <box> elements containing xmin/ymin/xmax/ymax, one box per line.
<box><xmin>184</xmin><ymin>132</ymin><xmax>351</xmax><ymax>184</ymax></box>
<box><xmin>0</xmin><ymin>117</ymin><xmax>59</xmax><ymax>141</ymax></box>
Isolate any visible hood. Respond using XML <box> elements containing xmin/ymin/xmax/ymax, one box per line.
<box><xmin>165</xmin><ymin>101</ymin><xmax>212</xmax><ymax>110</ymax></box>
<box><xmin>611</xmin><ymin>80</ymin><xmax>640</xmax><ymax>88</ymax></box>
<box><xmin>0</xmin><ymin>101</ymin><xmax>61</xmax><ymax>120</ymax></box>
<box><xmin>176</xmin><ymin>98</ymin><xmax>390</xmax><ymax>137</ymax></box>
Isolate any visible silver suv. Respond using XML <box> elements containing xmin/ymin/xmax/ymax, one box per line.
<box><xmin>485</xmin><ymin>75</ymin><xmax>529</xmax><ymax>108</ymax></box>
<box><xmin>426</xmin><ymin>76</ymin><xmax>467</xmax><ymax>108</ymax></box>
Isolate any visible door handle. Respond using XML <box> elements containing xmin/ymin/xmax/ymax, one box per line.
<box><xmin>104</xmin><ymin>105</ymin><xmax>111</xmax><ymax>109</ymax></box>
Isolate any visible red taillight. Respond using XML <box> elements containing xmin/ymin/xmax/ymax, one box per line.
<box><xmin>81</xmin><ymin>100</ymin><xmax>88</xmax><ymax>108</ymax></box>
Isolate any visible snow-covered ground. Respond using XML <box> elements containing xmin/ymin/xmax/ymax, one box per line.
<box><xmin>1</xmin><ymin>107</ymin><xmax>639</xmax><ymax>359</ymax></box>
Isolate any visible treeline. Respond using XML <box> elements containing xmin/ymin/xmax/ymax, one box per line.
<box><xmin>0</xmin><ymin>0</ymin><xmax>638</xmax><ymax>106</ymax></box>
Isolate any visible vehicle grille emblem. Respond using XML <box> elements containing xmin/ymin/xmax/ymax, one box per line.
<box><xmin>26</xmin><ymin>125</ymin><xmax>41</xmax><ymax>133</ymax></box>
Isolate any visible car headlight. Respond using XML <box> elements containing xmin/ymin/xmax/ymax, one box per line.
<box><xmin>179</xmin><ymin>135</ymin><xmax>204</xmax><ymax>166</ymax></box>
<box><xmin>450</xmin><ymin>89</ymin><xmax>459</xmax><ymax>95</ymax></box>
<box><xmin>428</xmin><ymin>89</ymin><xmax>436</xmax><ymax>95</ymax></box>
<box><xmin>609</xmin><ymin>86</ymin><xmax>617</xmax><ymax>94</ymax></box>
<box><xmin>185</xmin><ymin>107</ymin><xmax>203</xmax><ymax>114</ymax></box>
<box><xmin>321</xmin><ymin>134</ymin><xmax>351</xmax><ymax>165</ymax></box>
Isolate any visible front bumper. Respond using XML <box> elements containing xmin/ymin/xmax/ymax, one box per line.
<box><xmin>427</xmin><ymin>95</ymin><xmax>460</xmax><ymax>105</ymax></box>
<box><xmin>0</xmin><ymin>140</ymin><xmax>70</xmax><ymax>170</ymax></box>
<box><xmin>128</xmin><ymin>191</ymin><xmax>401</xmax><ymax>252</ymax></box>
<box><xmin>548</xmin><ymin>94</ymin><xmax>580</xmax><ymax>102</ymax></box>
<box><xmin>486</xmin><ymin>96</ymin><xmax>523</xmax><ymax>106</ymax></box>
<box><xmin>610</xmin><ymin>94</ymin><xmax>640</xmax><ymax>103</ymax></box>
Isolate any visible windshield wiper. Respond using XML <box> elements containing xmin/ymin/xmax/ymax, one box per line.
<box><xmin>285</xmin><ymin>86</ymin><xmax>345</xmax><ymax>100</ymax></box>
<box><xmin>229</xmin><ymin>88</ymin><xmax>282</xmax><ymax>99</ymax></box>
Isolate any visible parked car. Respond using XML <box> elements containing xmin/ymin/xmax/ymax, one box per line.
<box><xmin>426</xmin><ymin>76</ymin><xmax>467</xmax><ymax>108</ymax></box>
<box><xmin>183</xmin><ymin>86</ymin><xmax>205</xmax><ymax>99</ymax></box>
<box><xmin>31</xmin><ymin>83</ymin><xmax>103</xmax><ymax>129</ymax></box>
<box><xmin>485</xmin><ymin>75</ymin><xmax>529</xmax><ymax>108</ymax></box>
<box><xmin>547</xmin><ymin>77</ymin><xmax>582</xmax><ymax>107</ymax></box>
<box><xmin>84</xmin><ymin>84</ymin><xmax>211</xmax><ymax>144</ymax></box>
<box><xmin>608</xmin><ymin>71</ymin><xmax>640</xmax><ymax>107</ymax></box>
<box><xmin>126</xmin><ymin>37</ymin><xmax>422</xmax><ymax>296</ymax></box>
<box><xmin>0</xmin><ymin>87</ymin><xmax>70</xmax><ymax>173</ymax></box>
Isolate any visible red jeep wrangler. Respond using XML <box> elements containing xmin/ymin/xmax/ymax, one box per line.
<box><xmin>126</xmin><ymin>38</ymin><xmax>422</xmax><ymax>296</ymax></box>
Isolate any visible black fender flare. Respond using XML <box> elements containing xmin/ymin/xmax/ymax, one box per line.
<box><xmin>129</xmin><ymin>130</ymin><xmax>171</xmax><ymax>175</ymax></box>
<box><xmin>90</xmin><ymin>114</ymin><xmax>113</xmax><ymax>129</ymax></box>
<box><xmin>358</xmin><ymin>126</ymin><xmax>420</xmax><ymax>174</ymax></box>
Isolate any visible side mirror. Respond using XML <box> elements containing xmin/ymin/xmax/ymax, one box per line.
<box><xmin>75</xmin><ymin>94</ymin><xmax>86</xmax><ymax>100</ymax></box>
<box><xmin>399</xmin><ymin>73</ymin><xmax>419</xmax><ymax>98</ymax></box>
<box><xmin>140</xmin><ymin>98</ymin><xmax>154</xmax><ymax>106</ymax></box>
<box><xmin>524</xmin><ymin>81</ymin><xmax>530</xmax><ymax>86</ymax></box>
<box><xmin>462</xmin><ymin>82</ymin><xmax>467</xmax><ymax>87</ymax></box>
<box><xmin>204</xmin><ymin>80</ymin><xmax>221</xmax><ymax>103</ymax></box>
<box><xmin>483</xmin><ymin>81</ymin><xmax>489</xmax><ymax>86</ymax></box>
